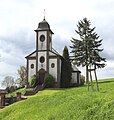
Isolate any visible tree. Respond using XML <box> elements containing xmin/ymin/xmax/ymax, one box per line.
<box><xmin>30</xmin><ymin>74</ymin><xmax>37</xmax><ymax>87</ymax></box>
<box><xmin>80</xmin><ymin>75</ymin><xmax>85</xmax><ymax>85</ymax></box>
<box><xmin>17</xmin><ymin>66</ymin><xmax>27</xmax><ymax>87</ymax></box>
<box><xmin>44</xmin><ymin>73</ymin><xmax>55</xmax><ymax>88</ymax></box>
<box><xmin>2</xmin><ymin>76</ymin><xmax>15</xmax><ymax>88</ymax></box>
<box><xmin>61</xmin><ymin>46</ymin><xmax>72</xmax><ymax>88</ymax></box>
<box><xmin>63</xmin><ymin>46</ymin><xmax>72</xmax><ymax>82</ymax></box>
<box><xmin>70</xmin><ymin>18</ymin><xmax>106</xmax><ymax>90</ymax></box>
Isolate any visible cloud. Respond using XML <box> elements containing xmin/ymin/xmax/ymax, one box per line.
<box><xmin>0</xmin><ymin>0</ymin><xmax>114</xmax><ymax>87</ymax></box>
<box><xmin>53</xmin><ymin>34</ymin><xmax>72</xmax><ymax>54</ymax></box>
<box><xmin>0</xmin><ymin>29</ymin><xmax>35</xmax><ymax>83</ymax></box>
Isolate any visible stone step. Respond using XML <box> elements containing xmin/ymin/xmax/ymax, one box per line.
<box><xmin>24</xmin><ymin>84</ymin><xmax>45</xmax><ymax>96</ymax></box>
<box><xmin>24</xmin><ymin>90</ymin><xmax>36</xmax><ymax>96</ymax></box>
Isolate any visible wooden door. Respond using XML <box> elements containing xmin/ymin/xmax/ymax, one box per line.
<box><xmin>38</xmin><ymin>69</ymin><xmax>45</xmax><ymax>85</ymax></box>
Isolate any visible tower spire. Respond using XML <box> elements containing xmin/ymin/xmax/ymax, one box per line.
<box><xmin>43</xmin><ymin>9</ymin><xmax>46</xmax><ymax>20</ymax></box>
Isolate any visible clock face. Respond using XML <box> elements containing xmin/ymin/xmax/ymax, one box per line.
<box><xmin>40</xmin><ymin>35</ymin><xmax>45</xmax><ymax>42</ymax></box>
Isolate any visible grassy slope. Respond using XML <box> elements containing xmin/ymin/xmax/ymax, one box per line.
<box><xmin>6</xmin><ymin>88</ymin><xmax>26</xmax><ymax>97</ymax></box>
<box><xmin>6</xmin><ymin>88</ymin><xmax>34</xmax><ymax>97</ymax></box>
<box><xmin>0</xmin><ymin>78</ymin><xmax>114</xmax><ymax>120</ymax></box>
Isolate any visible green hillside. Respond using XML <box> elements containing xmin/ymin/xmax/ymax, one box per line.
<box><xmin>0</xmin><ymin>78</ymin><xmax>114</xmax><ymax>120</ymax></box>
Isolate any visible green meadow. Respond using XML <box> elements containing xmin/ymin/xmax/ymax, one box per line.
<box><xmin>0</xmin><ymin>78</ymin><xmax>114</xmax><ymax>120</ymax></box>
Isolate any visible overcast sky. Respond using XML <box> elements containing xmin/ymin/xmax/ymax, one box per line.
<box><xmin>0</xmin><ymin>0</ymin><xmax>114</xmax><ymax>88</ymax></box>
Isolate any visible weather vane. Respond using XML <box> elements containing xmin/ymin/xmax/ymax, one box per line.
<box><xmin>43</xmin><ymin>9</ymin><xmax>46</xmax><ymax>20</ymax></box>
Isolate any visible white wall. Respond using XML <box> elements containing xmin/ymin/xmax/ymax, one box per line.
<box><xmin>38</xmin><ymin>31</ymin><xmax>47</xmax><ymax>50</ymax></box>
<box><xmin>49</xmin><ymin>33</ymin><xmax>52</xmax><ymax>50</ymax></box>
<box><xmin>49</xmin><ymin>51</ymin><xmax>57</xmax><ymax>56</ymax></box>
<box><xmin>30</xmin><ymin>52</ymin><xmax>36</xmax><ymax>57</ymax></box>
<box><xmin>49</xmin><ymin>58</ymin><xmax>57</xmax><ymax>82</ymax></box>
<box><xmin>71</xmin><ymin>72</ymin><xmax>81</xmax><ymax>84</ymax></box>
<box><xmin>71</xmin><ymin>72</ymin><xmax>77</xmax><ymax>83</ymax></box>
<box><xmin>28</xmin><ymin>60</ymin><xmax>36</xmax><ymax>82</ymax></box>
<box><xmin>38</xmin><ymin>52</ymin><xmax>47</xmax><ymax>71</ymax></box>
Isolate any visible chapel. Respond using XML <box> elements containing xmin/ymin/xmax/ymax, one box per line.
<box><xmin>25</xmin><ymin>18</ymin><xmax>81</xmax><ymax>88</ymax></box>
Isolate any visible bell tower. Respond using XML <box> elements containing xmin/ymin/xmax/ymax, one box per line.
<box><xmin>34</xmin><ymin>18</ymin><xmax>54</xmax><ymax>51</ymax></box>
<box><xmin>34</xmin><ymin>18</ymin><xmax>54</xmax><ymax>76</ymax></box>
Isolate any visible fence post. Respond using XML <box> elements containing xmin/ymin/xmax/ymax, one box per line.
<box><xmin>0</xmin><ymin>92</ymin><xmax>7</xmax><ymax>108</ymax></box>
<box><xmin>16</xmin><ymin>92</ymin><xmax>21</xmax><ymax>101</ymax></box>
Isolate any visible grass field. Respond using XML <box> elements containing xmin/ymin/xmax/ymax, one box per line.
<box><xmin>0</xmin><ymin>78</ymin><xmax>114</xmax><ymax>120</ymax></box>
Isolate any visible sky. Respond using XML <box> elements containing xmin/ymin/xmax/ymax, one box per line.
<box><xmin>0</xmin><ymin>0</ymin><xmax>114</xmax><ymax>88</ymax></box>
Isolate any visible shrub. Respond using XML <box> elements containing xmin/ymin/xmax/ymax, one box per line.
<box><xmin>6</xmin><ymin>87</ymin><xmax>10</xmax><ymax>93</ymax></box>
<box><xmin>80</xmin><ymin>75</ymin><xmax>85</xmax><ymax>85</ymax></box>
<box><xmin>30</xmin><ymin>75</ymin><xmax>37</xmax><ymax>87</ymax></box>
<box><xmin>5</xmin><ymin>86</ymin><xmax>17</xmax><ymax>93</ymax></box>
<box><xmin>44</xmin><ymin>74</ymin><xmax>55</xmax><ymax>88</ymax></box>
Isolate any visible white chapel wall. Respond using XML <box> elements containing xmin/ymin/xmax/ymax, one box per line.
<box><xmin>49</xmin><ymin>58</ymin><xmax>57</xmax><ymax>82</ymax></box>
<box><xmin>28</xmin><ymin>60</ymin><xmax>36</xmax><ymax>82</ymax></box>
<box><xmin>71</xmin><ymin>72</ymin><xmax>77</xmax><ymax>83</ymax></box>
<box><xmin>49</xmin><ymin>33</ymin><xmax>52</xmax><ymax>50</ymax></box>
<box><xmin>38</xmin><ymin>52</ymin><xmax>47</xmax><ymax>71</ymax></box>
<box><xmin>71</xmin><ymin>72</ymin><xmax>81</xmax><ymax>84</ymax></box>
<box><xmin>30</xmin><ymin>52</ymin><xmax>36</xmax><ymax>57</ymax></box>
<box><xmin>38</xmin><ymin>31</ymin><xmax>47</xmax><ymax>50</ymax></box>
<box><xmin>49</xmin><ymin>51</ymin><xmax>57</xmax><ymax>56</ymax></box>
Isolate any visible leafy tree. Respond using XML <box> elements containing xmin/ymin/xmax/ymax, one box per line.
<box><xmin>30</xmin><ymin>75</ymin><xmax>37</xmax><ymax>87</ymax></box>
<box><xmin>44</xmin><ymin>73</ymin><xmax>55</xmax><ymax>88</ymax></box>
<box><xmin>17</xmin><ymin>66</ymin><xmax>27</xmax><ymax>87</ymax></box>
<box><xmin>70</xmin><ymin>18</ymin><xmax>106</xmax><ymax>90</ymax></box>
<box><xmin>2</xmin><ymin>76</ymin><xmax>15</xmax><ymax>88</ymax></box>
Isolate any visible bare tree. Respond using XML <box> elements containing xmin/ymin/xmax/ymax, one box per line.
<box><xmin>2</xmin><ymin>76</ymin><xmax>15</xmax><ymax>88</ymax></box>
<box><xmin>17</xmin><ymin>66</ymin><xmax>27</xmax><ymax>87</ymax></box>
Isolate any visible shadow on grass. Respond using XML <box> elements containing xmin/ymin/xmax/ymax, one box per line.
<box><xmin>44</xmin><ymin>84</ymin><xmax>87</xmax><ymax>91</ymax></box>
<box><xmin>98</xmin><ymin>79</ymin><xmax>114</xmax><ymax>84</ymax></box>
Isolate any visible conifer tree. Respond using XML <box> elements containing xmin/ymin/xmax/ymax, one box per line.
<box><xmin>63</xmin><ymin>46</ymin><xmax>72</xmax><ymax>82</ymax></box>
<box><xmin>61</xmin><ymin>46</ymin><xmax>72</xmax><ymax>88</ymax></box>
<box><xmin>70</xmin><ymin>18</ymin><xmax>106</xmax><ymax>90</ymax></box>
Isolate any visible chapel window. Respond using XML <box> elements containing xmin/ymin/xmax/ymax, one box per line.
<box><xmin>31</xmin><ymin>64</ymin><xmax>34</xmax><ymax>69</ymax></box>
<box><xmin>40</xmin><ymin>35</ymin><xmax>45</xmax><ymax>42</ymax></box>
<box><xmin>40</xmin><ymin>56</ymin><xmax>45</xmax><ymax>63</ymax></box>
<box><xmin>51</xmin><ymin>63</ymin><xmax>55</xmax><ymax>68</ymax></box>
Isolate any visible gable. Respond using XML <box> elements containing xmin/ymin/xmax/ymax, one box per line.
<box><xmin>71</xmin><ymin>63</ymin><xmax>81</xmax><ymax>72</ymax></box>
<box><xmin>49</xmin><ymin>51</ymin><xmax>57</xmax><ymax>57</ymax></box>
<box><xmin>49</xmin><ymin>48</ymin><xmax>61</xmax><ymax>57</ymax></box>
<box><xmin>25</xmin><ymin>51</ymin><xmax>36</xmax><ymax>59</ymax></box>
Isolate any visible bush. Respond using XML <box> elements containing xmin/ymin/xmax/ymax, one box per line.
<box><xmin>30</xmin><ymin>75</ymin><xmax>37</xmax><ymax>87</ymax></box>
<box><xmin>80</xmin><ymin>75</ymin><xmax>85</xmax><ymax>85</ymax></box>
<box><xmin>6</xmin><ymin>86</ymin><xmax>17</xmax><ymax>93</ymax></box>
<box><xmin>44</xmin><ymin>74</ymin><xmax>55</xmax><ymax>88</ymax></box>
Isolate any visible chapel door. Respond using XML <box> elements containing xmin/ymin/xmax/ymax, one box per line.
<box><xmin>38</xmin><ymin>69</ymin><xmax>45</xmax><ymax>85</ymax></box>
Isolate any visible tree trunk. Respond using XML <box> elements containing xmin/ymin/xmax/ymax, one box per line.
<box><xmin>94</xmin><ymin>70</ymin><xmax>99</xmax><ymax>91</ymax></box>
<box><xmin>90</xmin><ymin>70</ymin><xmax>94</xmax><ymax>91</ymax></box>
<box><xmin>86</xmin><ymin>65</ymin><xmax>89</xmax><ymax>91</ymax></box>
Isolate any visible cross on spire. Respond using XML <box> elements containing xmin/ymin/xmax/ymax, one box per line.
<box><xmin>43</xmin><ymin>9</ymin><xmax>46</xmax><ymax>20</ymax></box>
